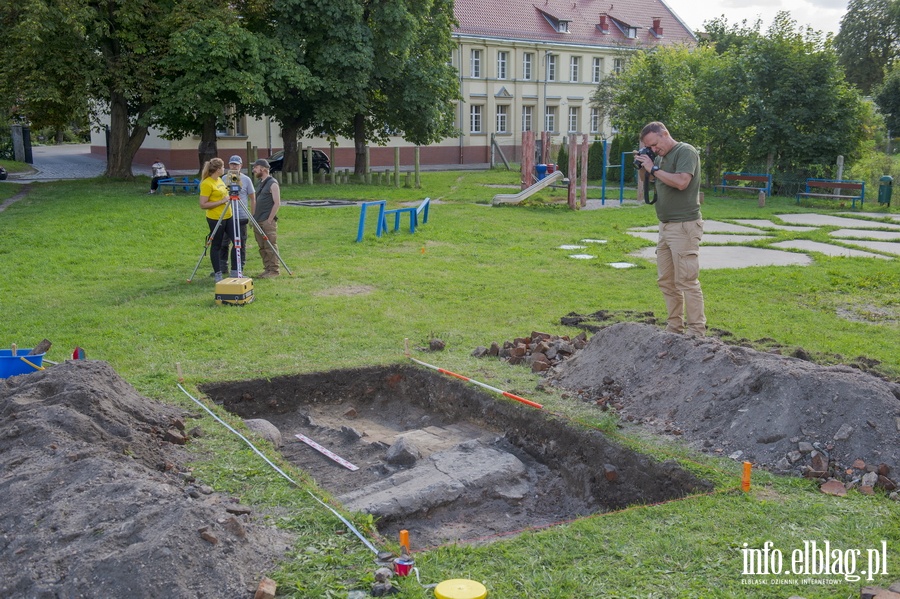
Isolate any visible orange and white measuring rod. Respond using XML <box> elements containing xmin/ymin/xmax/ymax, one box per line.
<box><xmin>406</xmin><ymin>355</ymin><xmax>543</xmax><ymax>410</ymax></box>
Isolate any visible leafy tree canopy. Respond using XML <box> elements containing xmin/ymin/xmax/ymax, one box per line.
<box><xmin>834</xmin><ymin>0</ymin><xmax>900</xmax><ymax>93</ymax></box>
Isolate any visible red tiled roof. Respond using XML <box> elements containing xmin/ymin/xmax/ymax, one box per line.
<box><xmin>454</xmin><ymin>0</ymin><xmax>697</xmax><ymax>47</ymax></box>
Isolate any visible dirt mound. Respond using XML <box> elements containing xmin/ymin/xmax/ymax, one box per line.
<box><xmin>0</xmin><ymin>361</ymin><xmax>293</xmax><ymax>599</ymax></box>
<box><xmin>548</xmin><ymin>323</ymin><xmax>900</xmax><ymax>480</ymax></box>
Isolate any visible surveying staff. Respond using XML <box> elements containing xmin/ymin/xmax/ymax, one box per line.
<box><xmin>198</xmin><ymin>157</ymin><xmax>232</xmax><ymax>282</ymax></box>
<box><xmin>635</xmin><ymin>121</ymin><xmax>706</xmax><ymax>336</ymax></box>
<box><xmin>222</xmin><ymin>155</ymin><xmax>256</xmax><ymax>277</ymax></box>
<box><xmin>250</xmin><ymin>159</ymin><xmax>281</xmax><ymax>278</ymax></box>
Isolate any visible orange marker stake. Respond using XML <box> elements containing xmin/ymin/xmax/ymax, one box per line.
<box><xmin>741</xmin><ymin>461</ymin><xmax>752</xmax><ymax>492</ymax></box>
<box><xmin>399</xmin><ymin>529</ymin><xmax>410</xmax><ymax>554</ymax></box>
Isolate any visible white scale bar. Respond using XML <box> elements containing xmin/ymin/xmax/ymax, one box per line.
<box><xmin>295</xmin><ymin>433</ymin><xmax>359</xmax><ymax>471</ymax></box>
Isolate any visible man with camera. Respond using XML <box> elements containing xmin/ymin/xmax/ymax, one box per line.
<box><xmin>221</xmin><ymin>155</ymin><xmax>256</xmax><ymax>277</ymax></box>
<box><xmin>634</xmin><ymin>121</ymin><xmax>706</xmax><ymax>337</ymax></box>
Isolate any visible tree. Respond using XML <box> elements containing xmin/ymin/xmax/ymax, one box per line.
<box><xmin>834</xmin><ymin>0</ymin><xmax>900</xmax><ymax>93</ymax></box>
<box><xmin>875</xmin><ymin>64</ymin><xmax>900</xmax><ymax>133</ymax></box>
<box><xmin>269</xmin><ymin>0</ymin><xmax>459</xmax><ymax>175</ymax></box>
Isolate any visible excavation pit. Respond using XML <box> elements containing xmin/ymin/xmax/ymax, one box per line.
<box><xmin>200</xmin><ymin>365</ymin><xmax>711</xmax><ymax>548</ymax></box>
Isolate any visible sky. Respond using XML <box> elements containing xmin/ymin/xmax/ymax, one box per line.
<box><xmin>663</xmin><ymin>0</ymin><xmax>848</xmax><ymax>36</ymax></box>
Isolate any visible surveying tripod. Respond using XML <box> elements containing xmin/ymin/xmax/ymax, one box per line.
<box><xmin>187</xmin><ymin>172</ymin><xmax>292</xmax><ymax>283</ymax></box>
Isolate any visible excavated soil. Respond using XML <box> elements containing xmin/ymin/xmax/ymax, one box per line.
<box><xmin>548</xmin><ymin>322</ymin><xmax>900</xmax><ymax>480</ymax></box>
<box><xmin>0</xmin><ymin>361</ymin><xmax>295</xmax><ymax>599</ymax></box>
<box><xmin>200</xmin><ymin>366</ymin><xmax>711</xmax><ymax>549</ymax></box>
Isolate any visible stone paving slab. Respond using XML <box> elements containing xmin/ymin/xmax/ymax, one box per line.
<box><xmin>838</xmin><ymin>240</ymin><xmax>900</xmax><ymax>256</ymax></box>
<box><xmin>839</xmin><ymin>212</ymin><xmax>900</xmax><ymax>222</ymax></box>
<box><xmin>732</xmin><ymin>219</ymin><xmax>817</xmax><ymax>232</ymax></box>
<box><xmin>775</xmin><ymin>214</ymin><xmax>900</xmax><ymax>230</ymax></box>
<box><xmin>771</xmin><ymin>240</ymin><xmax>892</xmax><ymax>259</ymax></box>
<box><xmin>828</xmin><ymin>229</ymin><xmax>900</xmax><ymax>240</ymax></box>
<box><xmin>627</xmin><ymin>232</ymin><xmax>772</xmax><ymax>244</ymax></box>
<box><xmin>632</xmin><ymin>245</ymin><xmax>811</xmax><ymax>269</ymax></box>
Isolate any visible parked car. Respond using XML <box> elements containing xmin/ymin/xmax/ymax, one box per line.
<box><xmin>267</xmin><ymin>149</ymin><xmax>331</xmax><ymax>174</ymax></box>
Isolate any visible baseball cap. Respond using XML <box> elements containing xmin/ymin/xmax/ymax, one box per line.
<box><xmin>252</xmin><ymin>159</ymin><xmax>270</xmax><ymax>169</ymax></box>
<box><xmin>228</xmin><ymin>155</ymin><xmax>242</xmax><ymax>165</ymax></box>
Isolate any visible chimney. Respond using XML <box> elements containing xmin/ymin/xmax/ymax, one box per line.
<box><xmin>652</xmin><ymin>17</ymin><xmax>663</xmax><ymax>36</ymax></box>
<box><xmin>599</xmin><ymin>14</ymin><xmax>608</xmax><ymax>30</ymax></box>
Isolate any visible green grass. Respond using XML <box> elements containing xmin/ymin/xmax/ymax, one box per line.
<box><xmin>2</xmin><ymin>172</ymin><xmax>898</xmax><ymax>598</ymax></box>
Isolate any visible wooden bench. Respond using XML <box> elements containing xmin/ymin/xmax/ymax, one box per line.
<box><xmin>713</xmin><ymin>172</ymin><xmax>772</xmax><ymax>197</ymax></box>
<box><xmin>796</xmin><ymin>179</ymin><xmax>865</xmax><ymax>208</ymax></box>
<box><xmin>157</xmin><ymin>177</ymin><xmax>200</xmax><ymax>194</ymax></box>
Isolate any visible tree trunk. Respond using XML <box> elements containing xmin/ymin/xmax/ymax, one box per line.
<box><xmin>281</xmin><ymin>121</ymin><xmax>299</xmax><ymax>174</ymax></box>
<box><xmin>104</xmin><ymin>91</ymin><xmax>148</xmax><ymax>179</ymax></box>
<box><xmin>198</xmin><ymin>117</ymin><xmax>218</xmax><ymax>171</ymax></box>
<box><xmin>353</xmin><ymin>113</ymin><xmax>366</xmax><ymax>176</ymax></box>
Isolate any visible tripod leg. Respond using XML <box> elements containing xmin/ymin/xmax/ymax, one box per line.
<box><xmin>246</xmin><ymin>212</ymin><xmax>293</xmax><ymax>276</ymax></box>
<box><xmin>187</xmin><ymin>209</ymin><xmax>228</xmax><ymax>282</ymax></box>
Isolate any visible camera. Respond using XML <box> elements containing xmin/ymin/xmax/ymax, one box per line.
<box><xmin>633</xmin><ymin>146</ymin><xmax>656</xmax><ymax>169</ymax></box>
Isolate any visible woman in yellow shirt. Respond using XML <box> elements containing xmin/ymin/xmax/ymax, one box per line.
<box><xmin>198</xmin><ymin>158</ymin><xmax>232</xmax><ymax>282</ymax></box>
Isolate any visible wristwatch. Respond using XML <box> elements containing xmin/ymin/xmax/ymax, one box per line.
<box><xmin>651</xmin><ymin>165</ymin><xmax>660</xmax><ymax>173</ymax></box>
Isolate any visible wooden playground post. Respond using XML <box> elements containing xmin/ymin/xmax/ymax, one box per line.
<box><xmin>541</xmin><ymin>131</ymin><xmax>549</xmax><ymax>165</ymax></box>
<box><xmin>567</xmin><ymin>134</ymin><xmax>577</xmax><ymax>210</ymax></box>
<box><xmin>580</xmin><ymin>134</ymin><xmax>589</xmax><ymax>208</ymax></box>
<box><xmin>522</xmin><ymin>131</ymin><xmax>534</xmax><ymax>190</ymax></box>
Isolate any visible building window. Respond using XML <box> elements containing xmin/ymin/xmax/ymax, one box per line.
<box><xmin>497</xmin><ymin>51</ymin><xmax>508</xmax><ymax>80</ymax></box>
<box><xmin>570</xmin><ymin>56</ymin><xmax>580</xmax><ymax>82</ymax></box>
<box><xmin>217</xmin><ymin>106</ymin><xmax>247</xmax><ymax>137</ymax></box>
<box><xmin>522</xmin><ymin>105</ymin><xmax>533</xmax><ymax>131</ymax></box>
<box><xmin>523</xmin><ymin>53</ymin><xmax>533</xmax><ymax>80</ymax></box>
<box><xmin>568</xmin><ymin>107</ymin><xmax>579</xmax><ymax>133</ymax></box>
<box><xmin>545</xmin><ymin>106</ymin><xmax>557</xmax><ymax>132</ymax></box>
<box><xmin>471</xmin><ymin>49</ymin><xmax>482</xmax><ymax>78</ymax></box>
<box><xmin>592</xmin><ymin>57</ymin><xmax>604</xmax><ymax>83</ymax></box>
<box><xmin>613</xmin><ymin>57</ymin><xmax>625</xmax><ymax>75</ymax></box>
<box><xmin>590</xmin><ymin>107</ymin><xmax>601</xmax><ymax>133</ymax></box>
<box><xmin>547</xmin><ymin>54</ymin><xmax>557</xmax><ymax>82</ymax></box>
<box><xmin>470</xmin><ymin>105</ymin><xmax>483</xmax><ymax>133</ymax></box>
<box><xmin>496</xmin><ymin>105</ymin><xmax>508</xmax><ymax>133</ymax></box>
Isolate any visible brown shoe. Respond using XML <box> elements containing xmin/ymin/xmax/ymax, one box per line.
<box><xmin>256</xmin><ymin>271</ymin><xmax>280</xmax><ymax>279</ymax></box>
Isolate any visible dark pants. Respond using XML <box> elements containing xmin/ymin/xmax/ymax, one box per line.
<box><xmin>207</xmin><ymin>217</ymin><xmax>233</xmax><ymax>275</ymax></box>
<box><xmin>224</xmin><ymin>219</ymin><xmax>249</xmax><ymax>274</ymax></box>
<box><xmin>150</xmin><ymin>176</ymin><xmax>167</xmax><ymax>191</ymax></box>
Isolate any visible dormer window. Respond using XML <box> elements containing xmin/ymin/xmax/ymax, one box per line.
<box><xmin>558</xmin><ymin>20</ymin><xmax>569</xmax><ymax>33</ymax></box>
<box><xmin>626</xmin><ymin>26</ymin><xmax>638</xmax><ymax>38</ymax></box>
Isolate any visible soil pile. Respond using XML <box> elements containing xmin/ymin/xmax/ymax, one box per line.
<box><xmin>0</xmin><ymin>360</ymin><xmax>294</xmax><ymax>599</ymax></box>
<box><xmin>549</xmin><ymin>323</ymin><xmax>900</xmax><ymax>480</ymax></box>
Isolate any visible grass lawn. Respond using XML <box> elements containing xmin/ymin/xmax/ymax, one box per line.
<box><xmin>1</xmin><ymin>170</ymin><xmax>898</xmax><ymax>598</ymax></box>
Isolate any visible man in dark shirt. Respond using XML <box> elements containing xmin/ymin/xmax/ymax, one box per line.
<box><xmin>250</xmin><ymin>159</ymin><xmax>281</xmax><ymax>278</ymax></box>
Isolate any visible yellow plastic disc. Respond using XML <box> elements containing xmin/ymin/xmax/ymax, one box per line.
<box><xmin>433</xmin><ymin>578</ymin><xmax>488</xmax><ymax>599</ymax></box>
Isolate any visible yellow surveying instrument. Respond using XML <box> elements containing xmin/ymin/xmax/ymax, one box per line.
<box><xmin>187</xmin><ymin>167</ymin><xmax>291</xmax><ymax>305</ymax></box>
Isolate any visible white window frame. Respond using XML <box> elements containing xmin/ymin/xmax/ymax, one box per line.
<box><xmin>592</xmin><ymin>57</ymin><xmax>603</xmax><ymax>83</ymax></box>
<box><xmin>496</xmin><ymin>105</ymin><xmax>508</xmax><ymax>133</ymax></box>
<box><xmin>590</xmin><ymin>107</ymin><xmax>601</xmax><ymax>133</ymax></box>
<box><xmin>497</xmin><ymin>51</ymin><xmax>508</xmax><ymax>80</ymax></box>
<box><xmin>570</xmin><ymin>56</ymin><xmax>580</xmax><ymax>82</ymax></box>
<box><xmin>471</xmin><ymin>49</ymin><xmax>482</xmax><ymax>78</ymax></box>
<box><xmin>545</xmin><ymin>106</ymin><xmax>557</xmax><ymax>133</ymax></box>
<box><xmin>522</xmin><ymin>105</ymin><xmax>533</xmax><ymax>132</ymax></box>
<box><xmin>523</xmin><ymin>53</ymin><xmax>533</xmax><ymax>80</ymax></box>
<box><xmin>470</xmin><ymin>105</ymin><xmax>483</xmax><ymax>133</ymax></box>
<box><xmin>613</xmin><ymin>57</ymin><xmax>625</xmax><ymax>75</ymax></box>
<box><xmin>568</xmin><ymin>107</ymin><xmax>579</xmax><ymax>133</ymax></box>
<box><xmin>547</xmin><ymin>54</ymin><xmax>557</xmax><ymax>82</ymax></box>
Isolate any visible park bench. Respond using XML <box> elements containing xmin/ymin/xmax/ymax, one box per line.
<box><xmin>713</xmin><ymin>172</ymin><xmax>772</xmax><ymax>197</ymax></box>
<box><xmin>796</xmin><ymin>178</ymin><xmax>865</xmax><ymax>208</ymax></box>
<box><xmin>157</xmin><ymin>177</ymin><xmax>200</xmax><ymax>194</ymax></box>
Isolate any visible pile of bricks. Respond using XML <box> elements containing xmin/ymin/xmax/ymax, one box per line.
<box><xmin>472</xmin><ymin>330</ymin><xmax>588</xmax><ymax>372</ymax></box>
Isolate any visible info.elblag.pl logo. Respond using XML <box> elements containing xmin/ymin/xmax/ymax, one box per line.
<box><xmin>741</xmin><ymin>540</ymin><xmax>889</xmax><ymax>584</ymax></box>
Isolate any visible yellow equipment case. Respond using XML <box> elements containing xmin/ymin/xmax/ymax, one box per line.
<box><xmin>215</xmin><ymin>277</ymin><xmax>254</xmax><ymax>305</ymax></box>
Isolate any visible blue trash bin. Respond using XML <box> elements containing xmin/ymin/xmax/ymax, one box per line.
<box><xmin>535</xmin><ymin>164</ymin><xmax>548</xmax><ymax>180</ymax></box>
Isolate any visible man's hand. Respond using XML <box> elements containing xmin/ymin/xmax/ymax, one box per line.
<box><xmin>635</xmin><ymin>154</ymin><xmax>654</xmax><ymax>172</ymax></box>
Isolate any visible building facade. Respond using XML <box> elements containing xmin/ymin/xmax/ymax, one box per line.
<box><xmin>95</xmin><ymin>0</ymin><xmax>696</xmax><ymax>170</ymax></box>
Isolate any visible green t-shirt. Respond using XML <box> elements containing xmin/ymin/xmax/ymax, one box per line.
<box><xmin>653</xmin><ymin>142</ymin><xmax>701</xmax><ymax>222</ymax></box>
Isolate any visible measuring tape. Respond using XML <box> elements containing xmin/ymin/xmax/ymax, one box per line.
<box><xmin>295</xmin><ymin>433</ymin><xmax>359</xmax><ymax>471</ymax></box>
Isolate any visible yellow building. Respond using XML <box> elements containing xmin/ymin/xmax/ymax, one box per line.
<box><xmin>98</xmin><ymin>0</ymin><xmax>696</xmax><ymax>170</ymax></box>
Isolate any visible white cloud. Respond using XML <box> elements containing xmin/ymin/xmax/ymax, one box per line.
<box><xmin>666</xmin><ymin>0</ymin><xmax>848</xmax><ymax>35</ymax></box>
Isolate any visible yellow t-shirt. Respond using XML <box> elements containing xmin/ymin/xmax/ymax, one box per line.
<box><xmin>201</xmin><ymin>177</ymin><xmax>231</xmax><ymax>220</ymax></box>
